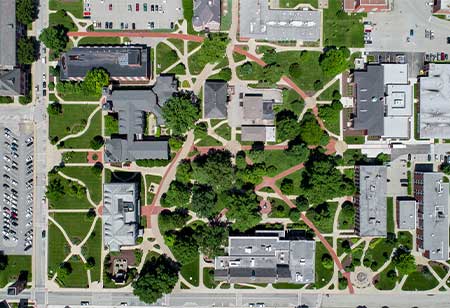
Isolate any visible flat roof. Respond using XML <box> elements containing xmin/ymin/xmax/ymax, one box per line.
<box><xmin>0</xmin><ymin>0</ymin><xmax>16</xmax><ymax>67</ymax></box>
<box><xmin>397</xmin><ymin>199</ymin><xmax>416</xmax><ymax>230</ymax></box>
<box><xmin>241</xmin><ymin>125</ymin><xmax>276</xmax><ymax>142</ymax></box>
<box><xmin>357</xmin><ymin>165</ymin><xmax>387</xmax><ymax>237</ymax></box>
<box><xmin>239</xmin><ymin>0</ymin><xmax>320</xmax><ymax>41</ymax></box>
<box><xmin>383</xmin><ymin>116</ymin><xmax>409</xmax><ymax>139</ymax></box>
<box><xmin>382</xmin><ymin>63</ymin><xmax>408</xmax><ymax>85</ymax></box>
<box><xmin>385</xmin><ymin>84</ymin><xmax>413</xmax><ymax>117</ymax></box>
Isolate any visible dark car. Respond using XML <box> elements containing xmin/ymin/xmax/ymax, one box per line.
<box><xmin>42</xmin><ymin>89</ymin><xmax>47</xmax><ymax>96</ymax></box>
<box><xmin>447</xmin><ymin>37</ymin><xmax>450</xmax><ymax>44</ymax></box>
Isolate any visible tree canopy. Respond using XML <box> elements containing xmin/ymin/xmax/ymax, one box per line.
<box><xmin>192</xmin><ymin>149</ymin><xmax>234</xmax><ymax>192</ymax></box>
<box><xmin>193</xmin><ymin>33</ymin><xmax>229</xmax><ymax>68</ymax></box>
<box><xmin>161</xmin><ymin>181</ymin><xmax>191</xmax><ymax>208</ymax></box>
<box><xmin>132</xmin><ymin>254</ymin><xmax>179</xmax><ymax>304</ymax></box>
<box><xmin>39</xmin><ymin>25</ymin><xmax>69</xmax><ymax>52</ymax></box>
<box><xmin>193</xmin><ymin>223</ymin><xmax>228</xmax><ymax>258</ymax></box>
<box><xmin>275</xmin><ymin>110</ymin><xmax>301</xmax><ymax>142</ymax></box>
<box><xmin>16</xmin><ymin>0</ymin><xmax>37</xmax><ymax>25</ymax></box>
<box><xmin>162</xmin><ymin>94</ymin><xmax>200</xmax><ymax>135</ymax></box>
<box><xmin>190</xmin><ymin>184</ymin><xmax>217</xmax><ymax>219</ymax></box>
<box><xmin>320</xmin><ymin>47</ymin><xmax>350</xmax><ymax>78</ymax></box>
<box><xmin>298</xmin><ymin>113</ymin><xmax>329</xmax><ymax>146</ymax></box>
<box><xmin>225</xmin><ymin>189</ymin><xmax>261</xmax><ymax>232</ymax></box>
<box><xmin>17</xmin><ymin>37</ymin><xmax>37</xmax><ymax>64</ymax></box>
<box><xmin>392</xmin><ymin>248</ymin><xmax>416</xmax><ymax>276</ymax></box>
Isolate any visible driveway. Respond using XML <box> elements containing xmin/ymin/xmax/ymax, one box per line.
<box><xmin>365</xmin><ymin>0</ymin><xmax>450</xmax><ymax>52</ymax></box>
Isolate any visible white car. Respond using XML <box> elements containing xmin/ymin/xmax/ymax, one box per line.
<box><xmin>26</xmin><ymin>221</ymin><xmax>32</xmax><ymax>227</ymax></box>
<box><xmin>3</xmin><ymin>155</ymin><xmax>10</xmax><ymax>162</ymax></box>
<box><xmin>26</xmin><ymin>155</ymin><xmax>33</xmax><ymax>162</ymax></box>
<box><xmin>3</xmin><ymin>166</ymin><xmax>10</xmax><ymax>172</ymax></box>
<box><xmin>42</xmin><ymin>73</ymin><xmax>46</xmax><ymax>82</ymax></box>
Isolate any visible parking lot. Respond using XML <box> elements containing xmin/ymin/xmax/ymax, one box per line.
<box><xmin>0</xmin><ymin>122</ymin><xmax>34</xmax><ymax>255</ymax></box>
<box><xmin>365</xmin><ymin>0</ymin><xmax>450</xmax><ymax>52</ymax></box>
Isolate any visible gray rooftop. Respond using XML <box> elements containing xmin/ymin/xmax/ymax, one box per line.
<box><xmin>59</xmin><ymin>46</ymin><xmax>149</xmax><ymax>81</ymax></box>
<box><xmin>103</xmin><ymin>182</ymin><xmax>140</xmax><ymax>252</ymax></box>
<box><xmin>0</xmin><ymin>0</ymin><xmax>16</xmax><ymax>68</ymax></box>
<box><xmin>193</xmin><ymin>0</ymin><xmax>221</xmax><ymax>31</ymax></box>
<box><xmin>397</xmin><ymin>199</ymin><xmax>416</xmax><ymax>230</ymax></box>
<box><xmin>416</xmin><ymin>172</ymin><xmax>449</xmax><ymax>260</ymax></box>
<box><xmin>353</xmin><ymin>65</ymin><xmax>385</xmax><ymax>136</ymax></box>
<box><xmin>239</xmin><ymin>0</ymin><xmax>321</xmax><ymax>41</ymax></box>
<box><xmin>104</xmin><ymin>137</ymin><xmax>169</xmax><ymax>163</ymax></box>
<box><xmin>204</xmin><ymin>80</ymin><xmax>228</xmax><ymax>119</ymax></box>
<box><xmin>356</xmin><ymin>165</ymin><xmax>387</xmax><ymax>237</ymax></box>
<box><xmin>241</xmin><ymin>125</ymin><xmax>276</xmax><ymax>142</ymax></box>
<box><xmin>0</xmin><ymin>69</ymin><xmax>22</xmax><ymax>96</ymax></box>
<box><xmin>243</xmin><ymin>94</ymin><xmax>277</xmax><ymax>121</ymax></box>
<box><xmin>215</xmin><ymin>230</ymin><xmax>315</xmax><ymax>284</ymax></box>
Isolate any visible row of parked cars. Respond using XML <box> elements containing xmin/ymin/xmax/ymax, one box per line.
<box><xmin>424</xmin><ymin>52</ymin><xmax>449</xmax><ymax>62</ymax></box>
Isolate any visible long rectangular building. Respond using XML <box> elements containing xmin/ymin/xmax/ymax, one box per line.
<box><xmin>0</xmin><ymin>0</ymin><xmax>17</xmax><ymax>68</ymax></box>
<box><xmin>215</xmin><ymin>230</ymin><xmax>315</xmax><ymax>284</ymax></box>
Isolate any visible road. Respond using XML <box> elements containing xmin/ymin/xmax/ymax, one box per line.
<box><xmin>31</xmin><ymin>0</ymin><xmax>49</xmax><ymax>306</ymax></box>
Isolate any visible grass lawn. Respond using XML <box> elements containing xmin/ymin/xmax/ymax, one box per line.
<box><xmin>344</xmin><ymin>135</ymin><xmax>365</xmax><ymax>144</ymax></box>
<box><xmin>338</xmin><ymin>202</ymin><xmax>355</xmax><ymax>230</ymax></box>
<box><xmin>48</xmin><ymin>221</ymin><xmax>70</xmax><ymax>276</ymax></box>
<box><xmin>49</xmin><ymin>10</ymin><xmax>77</xmax><ymax>31</ymax></box>
<box><xmin>272</xmin><ymin>282</ymin><xmax>304</xmax><ymax>289</ymax></box>
<box><xmin>82</xmin><ymin>219</ymin><xmax>102</xmax><ymax>282</ymax></box>
<box><xmin>220</xmin><ymin>0</ymin><xmax>232</xmax><ymax>30</ymax></box>
<box><xmin>104</xmin><ymin>113</ymin><xmax>119</xmax><ymax>136</ymax></box>
<box><xmin>59</xmin><ymin>166</ymin><xmax>102</xmax><ymax>204</ymax></box>
<box><xmin>323</xmin><ymin>0</ymin><xmax>365</xmax><ymax>47</ymax></box>
<box><xmin>61</xmin><ymin>110</ymin><xmax>102</xmax><ymax>149</ymax></box>
<box><xmin>167</xmin><ymin>39</ymin><xmax>184</xmax><ymax>53</ymax></box>
<box><xmin>49</xmin><ymin>0</ymin><xmax>83</xmax><ymax>18</ymax></box>
<box><xmin>274</xmin><ymin>88</ymin><xmax>304</xmax><ymax>116</ymax></box>
<box><xmin>386</xmin><ymin>197</ymin><xmax>395</xmax><ymax>234</ymax></box>
<box><xmin>233</xmin><ymin>52</ymin><xmax>246</xmax><ymax>63</ymax></box>
<box><xmin>318</xmin><ymin>102</ymin><xmax>342</xmax><ymax>135</ymax></box>
<box><xmin>402</xmin><ymin>267</ymin><xmax>439</xmax><ymax>291</ymax></box>
<box><xmin>0</xmin><ymin>255</ymin><xmax>31</xmax><ymax>288</ymax></box>
<box><xmin>276</xmin><ymin>169</ymin><xmax>304</xmax><ymax>195</ymax></box>
<box><xmin>343</xmin><ymin>168</ymin><xmax>354</xmax><ymax>181</ymax></box>
<box><xmin>51</xmin><ymin>212</ymin><xmax>94</xmax><ymax>244</ymax></box>
<box><xmin>363</xmin><ymin>238</ymin><xmax>396</xmax><ymax>271</ymax></box>
<box><xmin>78</xmin><ymin>37</ymin><xmax>121</xmax><ymax>46</ymax></box>
<box><xmin>248</xmin><ymin>150</ymin><xmax>306</xmax><ymax>177</ymax></box>
<box><xmin>317</xmin><ymin>80</ymin><xmax>340</xmax><ymax>101</ymax></box>
<box><xmin>336</xmin><ymin>238</ymin><xmax>354</xmax><ymax>256</ymax></box>
<box><xmin>57</xmin><ymin>256</ymin><xmax>89</xmax><ymax>288</ymax></box>
<box><xmin>234</xmin><ymin>284</ymin><xmax>256</xmax><ymax>289</ymax></box>
<box><xmin>268</xmin><ymin>198</ymin><xmax>291</xmax><ymax>218</ymax></box>
<box><xmin>203</xmin><ymin>267</ymin><xmax>218</xmax><ymax>289</ymax></box>
<box><xmin>196</xmin><ymin>135</ymin><xmax>222</xmax><ymax>146</ymax></box>
<box><xmin>374</xmin><ymin>262</ymin><xmax>397</xmax><ymax>290</ymax></box>
<box><xmin>430</xmin><ymin>261</ymin><xmax>448</xmax><ymax>279</ymax></box>
<box><xmin>62</xmin><ymin>151</ymin><xmax>88</xmax><ymax>163</ymax></box>
<box><xmin>305</xmin><ymin>202</ymin><xmax>337</xmax><ymax>234</ymax></box>
<box><xmin>279</xmin><ymin>0</ymin><xmax>318</xmax><ymax>8</ymax></box>
<box><xmin>48</xmin><ymin>173</ymin><xmax>92</xmax><ymax>209</ymax></box>
<box><xmin>314</xmin><ymin>241</ymin><xmax>334</xmax><ymax>289</ymax></box>
<box><xmin>145</xmin><ymin>175</ymin><xmax>161</xmax><ymax>205</ymax></box>
<box><xmin>188</xmin><ymin>41</ymin><xmax>202</xmax><ymax>53</ymax></box>
<box><xmin>397</xmin><ymin>231</ymin><xmax>413</xmax><ymax>250</ymax></box>
<box><xmin>156</xmin><ymin>42</ymin><xmax>180</xmax><ymax>74</ymax></box>
<box><xmin>49</xmin><ymin>104</ymin><xmax>97</xmax><ymax>143</ymax></box>
<box><xmin>215</xmin><ymin>123</ymin><xmax>231</xmax><ymax>140</ymax></box>
<box><xmin>182</xmin><ymin>0</ymin><xmax>195</xmax><ymax>34</ymax></box>
<box><xmin>168</xmin><ymin>63</ymin><xmax>187</xmax><ymax>75</ymax></box>
<box><xmin>180</xmin><ymin>254</ymin><xmax>199</xmax><ymax>287</ymax></box>
<box><xmin>209</xmin><ymin>68</ymin><xmax>232</xmax><ymax>81</ymax></box>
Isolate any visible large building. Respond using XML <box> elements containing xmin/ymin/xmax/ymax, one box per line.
<box><xmin>59</xmin><ymin>46</ymin><xmax>150</xmax><ymax>83</ymax></box>
<box><xmin>343</xmin><ymin>0</ymin><xmax>390</xmax><ymax>12</ymax></box>
<box><xmin>86</xmin><ymin>0</ymin><xmax>183</xmax><ymax>30</ymax></box>
<box><xmin>433</xmin><ymin>0</ymin><xmax>450</xmax><ymax>14</ymax></box>
<box><xmin>0</xmin><ymin>69</ymin><xmax>26</xmax><ymax>96</ymax></box>
<box><xmin>193</xmin><ymin>0</ymin><xmax>221</xmax><ymax>32</ymax></box>
<box><xmin>104</xmin><ymin>75</ymin><xmax>178</xmax><ymax>163</ymax></box>
<box><xmin>0</xmin><ymin>0</ymin><xmax>17</xmax><ymax>69</ymax></box>
<box><xmin>355</xmin><ymin>165</ymin><xmax>387</xmax><ymax>237</ymax></box>
<box><xmin>419</xmin><ymin>64</ymin><xmax>450</xmax><ymax>139</ymax></box>
<box><xmin>239</xmin><ymin>0</ymin><xmax>320</xmax><ymax>42</ymax></box>
<box><xmin>215</xmin><ymin>230</ymin><xmax>315</xmax><ymax>284</ymax></box>
<box><xmin>414</xmin><ymin>171</ymin><xmax>449</xmax><ymax>260</ymax></box>
<box><xmin>103</xmin><ymin>182</ymin><xmax>141</xmax><ymax>252</ymax></box>
<box><xmin>352</xmin><ymin>64</ymin><xmax>412</xmax><ymax>138</ymax></box>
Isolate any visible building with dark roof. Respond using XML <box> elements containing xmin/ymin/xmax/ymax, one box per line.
<box><xmin>355</xmin><ymin>165</ymin><xmax>387</xmax><ymax>237</ymax></box>
<box><xmin>203</xmin><ymin>80</ymin><xmax>228</xmax><ymax>119</ymax></box>
<box><xmin>0</xmin><ymin>69</ymin><xmax>25</xmax><ymax>96</ymax></box>
<box><xmin>414</xmin><ymin>171</ymin><xmax>449</xmax><ymax>260</ymax></box>
<box><xmin>193</xmin><ymin>0</ymin><xmax>221</xmax><ymax>32</ymax></box>
<box><xmin>0</xmin><ymin>0</ymin><xmax>17</xmax><ymax>69</ymax></box>
<box><xmin>59</xmin><ymin>46</ymin><xmax>150</xmax><ymax>83</ymax></box>
<box><xmin>215</xmin><ymin>230</ymin><xmax>315</xmax><ymax>284</ymax></box>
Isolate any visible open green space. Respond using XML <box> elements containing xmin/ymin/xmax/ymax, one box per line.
<box><xmin>272</xmin><ymin>282</ymin><xmax>304</xmax><ymax>289</ymax></box>
<box><xmin>156</xmin><ymin>42</ymin><xmax>180</xmax><ymax>74</ymax></box>
<box><xmin>363</xmin><ymin>238</ymin><xmax>396</xmax><ymax>271</ymax></box>
<box><xmin>168</xmin><ymin>63</ymin><xmax>187</xmax><ymax>75</ymax></box>
<box><xmin>145</xmin><ymin>174</ymin><xmax>162</xmax><ymax>205</ymax></box>
<box><xmin>104</xmin><ymin>113</ymin><xmax>119</xmax><ymax>136</ymax></box>
<box><xmin>56</xmin><ymin>256</ymin><xmax>89</xmax><ymax>288</ymax></box>
<box><xmin>342</xmin><ymin>245</ymin><xmax>364</xmax><ymax>272</ymax></box>
<box><xmin>274</xmin><ymin>88</ymin><xmax>304</xmax><ymax>116</ymax></box>
<box><xmin>318</xmin><ymin>80</ymin><xmax>340</xmax><ymax>101</ymax></box>
<box><xmin>374</xmin><ymin>262</ymin><xmax>398</xmax><ymax>290</ymax></box>
<box><xmin>60</xmin><ymin>166</ymin><xmax>102</xmax><ymax>204</ymax></box>
<box><xmin>387</xmin><ymin>197</ymin><xmax>395</xmax><ymax>234</ymax></box>
<box><xmin>268</xmin><ymin>198</ymin><xmax>291</xmax><ymax>218</ymax></box>
<box><xmin>82</xmin><ymin>219</ymin><xmax>102</xmax><ymax>282</ymax></box>
<box><xmin>209</xmin><ymin>68</ymin><xmax>232</xmax><ymax>82</ymax></box>
<box><xmin>318</xmin><ymin>101</ymin><xmax>342</xmax><ymax>135</ymax></box>
<box><xmin>78</xmin><ymin>37</ymin><xmax>121</xmax><ymax>46</ymax></box>
<box><xmin>305</xmin><ymin>202</ymin><xmax>337</xmax><ymax>233</ymax></box>
<box><xmin>182</xmin><ymin>0</ymin><xmax>195</xmax><ymax>34</ymax></box>
<box><xmin>49</xmin><ymin>104</ymin><xmax>97</xmax><ymax>144</ymax></box>
<box><xmin>323</xmin><ymin>0</ymin><xmax>365</xmax><ymax>47</ymax></box>
<box><xmin>344</xmin><ymin>135</ymin><xmax>365</xmax><ymax>144</ymax></box>
<box><xmin>49</xmin><ymin>0</ymin><xmax>83</xmax><ymax>18</ymax></box>
<box><xmin>276</xmin><ymin>168</ymin><xmax>304</xmax><ymax>195</ymax></box>
<box><xmin>47</xmin><ymin>173</ymin><xmax>92</xmax><ymax>209</ymax></box>
<box><xmin>430</xmin><ymin>262</ymin><xmax>448</xmax><ymax>279</ymax></box>
<box><xmin>234</xmin><ymin>284</ymin><xmax>256</xmax><ymax>289</ymax></box>
<box><xmin>49</xmin><ymin>10</ymin><xmax>77</xmax><ymax>31</ymax></box>
<box><xmin>180</xmin><ymin>254</ymin><xmax>199</xmax><ymax>287</ymax></box>
<box><xmin>167</xmin><ymin>39</ymin><xmax>184</xmax><ymax>53</ymax></box>
<box><xmin>314</xmin><ymin>241</ymin><xmax>334</xmax><ymax>289</ymax></box>
<box><xmin>397</xmin><ymin>231</ymin><xmax>413</xmax><ymax>250</ymax></box>
<box><xmin>338</xmin><ymin>202</ymin><xmax>355</xmax><ymax>230</ymax></box>
<box><xmin>402</xmin><ymin>267</ymin><xmax>439</xmax><ymax>291</ymax></box>
<box><xmin>220</xmin><ymin>0</ymin><xmax>232</xmax><ymax>30</ymax></box>
<box><xmin>62</xmin><ymin>151</ymin><xmax>88</xmax><ymax>163</ymax></box>
<box><xmin>215</xmin><ymin>123</ymin><xmax>231</xmax><ymax>140</ymax></box>
<box><xmin>203</xmin><ymin>267</ymin><xmax>218</xmax><ymax>289</ymax></box>
<box><xmin>60</xmin><ymin>110</ymin><xmax>102</xmax><ymax>149</ymax></box>
<box><xmin>336</xmin><ymin>238</ymin><xmax>355</xmax><ymax>256</ymax></box>
<box><xmin>247</xmin><ymin>150</ymin><xmax>306</xmax><ymax>177</ymax></box>
<box><xmin>48</xmin><ymin>221</ymin><xmax>70</xmax><ymax>276</ymax></box>
<box><xmin>194</xmin><ymin>123</ymin><xmax>222</xmax><ymax>146</ymax></box>
<box><xmin>0</xmin><ymin>255</ymin><xmax>31</xmax><ymax>288</ymax></box>
<box><xmin>51</xmin><ymin>212</ymin><xmax>94</xmax><ymax>244</ymax></box>
<box><xmin>279</xmin><ymin>0</ymin><xmax>318</xmax><ymax>8</ymax></box>
<box><xmin>233</xmin><ymin>52</ymin><xmax>246</xmax><ymax>63</ymax></box>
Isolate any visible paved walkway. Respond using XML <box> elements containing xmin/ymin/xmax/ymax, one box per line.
<box><xmin>67</xmin><ymin>31</ymin><xmax>204</xmax><ymax>43</ymax></box>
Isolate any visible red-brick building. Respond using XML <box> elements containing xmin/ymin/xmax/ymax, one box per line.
<box><xmin>343</xmin><ymin>0</ymin><xmax>390</xmax><ymax>13</ymax></box>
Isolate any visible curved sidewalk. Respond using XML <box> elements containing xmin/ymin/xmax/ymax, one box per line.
<box><xmin>67</xmin><ymin>31</ymin><xmax>204</xmax><ymax>43</ymax></box>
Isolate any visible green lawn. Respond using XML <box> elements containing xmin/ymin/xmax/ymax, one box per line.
<box><xmin>61</xmin><ymin>110</ymin><xmax>102</xmax><ymax>149</ymax></box>
<box><xmin>234</xmin><ymin>284</ymin><xmax>256</xmax><ymax>289</ymax></box>
<box><xmin>49</xmin><ymin>0</ymin><xmax>83</xmax><ymax>18</ymax></box>
<box><xmin>209</xmin><ymin>68</ymin><xmax>232</xmax><ymax>82</ymax></box>
<box><xmin>318</xmin><ymin>101</ymin><xmax>342</xmax><ymax>135</ymax></box>
<box><xmin>363</xmin><ymin>238</ymin><xmax>396</xmax><ymax>271</ymax></box>
<box><xmin>48</xmin><ymin>221</ymin><xmax>70</xmax><ymax>276</ymax></box>
<box><xmin>180</xmin><ymin>254</ymin><xmax>199</xmax><ymax>287</ymax></box>
<box><xmin>215</xmin><ymin>123</ymin><xmax>231</xmax><ymax>140</ymax></box>
<box><xmin>279</xmin><ymin>0</ymin><xmax>318</xmax><ymax>8</ymax></box>
<box><xmin>82</xmin><ymin>219</ymin><xmax>102</xmax><ymax>282</ymax></box>
<box><xmin>48</xmin><ymin>173</ymin><xmax>92</xmax><ymax>209</ymax></box>
<box><xmin>49</xmin><ymin>104</ymin><xmax>97</xmax><ymax>144</ymax></box>
<box><xmin>0</xmin><ymin>255</ymin><xmax>31</xmax><ymax>288</ymax></box>
<box><xmin>397</xmin><ymin>231</ymin><xmax>413</xmax><ymax>250</ymax></box>
<box><xmin>336</xmin><ymin>238</ymin><xmax>354</xmax><ymax>256</ymax></box>
<box><xmin>233</xmin><ymin>52</ymin><xmax>246</xmax><ymax>63</ymax></box>
<box><xmin>167</xmin><ymin>39</ymin><xmax>184</xmax><ymax>53</ymax></box>
<box><xmin>145</xmin><ymin>175</ymin><xmax>161</xmax><ymax>205</ymax></box>
<box><xmin>220</xmin><ymin>0</ymin><xmax>232</xmax><ymax>30</ymax></box>
<box><xmin>344</xmin><ymin>136</ymin><xmax>365</xmax><ymax>144</ymax></box>
<box><xmin>276</xmin><ymin>168</ymin><xmax>304</xmax><ymax>195</ymax></box>
<box><xmin>430</xmin><ymin>262</ymin><xmax>448</xmax><ymax>279</ymax></box>
<box><xmin>59</xmin><ymin>166</ymin><xmax>102</xmax><ymax>204</ymax></box>
<box><xmin>168</xmin><ymin>63</ymin><xmax>187</xmax><ymax>75</ymax></box>
<box><xmin>49</xmin><ymin>10</ymin><xmax>77</xmax><ymax>31</ymax></box>
<box><xmin>337</xmin><ymin>202</ymin><xmax>355</xmax><ymax>230</ymax></box>
<box><xmin>248</xmin><ymin>150</ymin><xmax>307</xmax><ymax>177</ymax></box>
<box><xmin>51</xmin><ymin>212</ymin><xmax>94</xmax><ymax>244</ymax></box>
<box><xmin>374</xmin><ymin>262</ymin><xmax>397</xmax><ymax>290</ymax></box>
<box><xmin>78</xmin><ymin>37</ymin><xmax>121</xmax><ymax>46</ymax></box>
<box><xmin>56</xmin><ymin>256</ymin><xmax>89</xmax><ymax>288</ymax></box>
<box><xmin>203</xmin><ymin>267</ymin><xmax>218</xmax><ymax>289</ymax></box>
<box><xmin>104</xmin><ymin>113</ymin><xmax>119</xmax><ymax>136</ymax></box>
<box><xmin>188</xmin><ymin>41</ymin><xmax>202</xmax><ymax>53</ymax></box>
<box><xmin>268</xmin><ymin>198</ymin><xmax>291</xmax><ymax>218</ymax></box>
<box><xmin>305</xmin><ymin>202</ymin><xmax>337</xmax><ymax>233</ymax></box>
<box><xmin>386</xmin><ymin>197</ymin><xmax>395</xmax><ymax>234</ymax></box>
<box><xmin>402</xmin><ymin>267</ymin><xmax>439</xmax><ymax>291</ymax></box>
<box><xmin>62</xmin><ymin>151</ymin><xmax>88</xmax><ymax>163</ymax></box>
<box><xmin>272</xmin><ymin>282</ymin><xmax>304</xmax><ymax>289</ymax></box>
<box><xmin>194</xmin><ymin>126</ymin><xmax>222</xmax><ymax>146</ymax></box>
<box><xmin>156</xmin><ymin>42</ymin><xmax>180</xmax><ymax>74</ymax></box>
<box><xmin>314</xmin><ymin>241</ymin><xmax>334</xmax><ymax>289</ymax></box>
<box><xmin>182</xmin><ymin>0</ymin><xmax>195</xmax><ymax>34</ymax></box>
<box><xmin>318</xmin><ymin>80</ymin><xmax>340</xmax><ymax>101</ymax></box>
<box><xmin>323</xmin><ymin>0</ymin><xmax>365</xmax><ymax>47</ymax></box>
<box><xmin>274</xmin><ymin>88</ymin><xmax>304</xmax><ymax>116</ymax></box>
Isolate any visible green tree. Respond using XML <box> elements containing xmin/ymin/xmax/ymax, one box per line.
<box><xmin>83</xmin><ymin>68</ymin><xmax>110</xmax><ymax>94</ymax></box>
<box><xmin>441</xmin><ymin>163</ymin><xmax>450</xmax><ymax>175</ymax></box>
<box><xmin>46</xmin><ymin>176</ymin><xmax>65</xmax><ymax>201</ymax></box>
<box><xmin>57</xmin><ymin>261</ymin><xmax>72</xmax><ymax>279</ymax></box>
<box><xmin>289</xmin><ymin>208</ymin><xmax>300</xmax><ymax>222</ymax></box>
<box><xmin>276</xmin><ymin>110</ymin><xmax>301</xmax><ymax>142</ymax></box>
<box><xmin>0</xmin><ymin>254</ymin><xmax>8</xmax><ymax>270</ymax></box>
<box><xmin>191</xmin><ymin>184</ymin><xmax>217</xmax><ymax>218</ymax></box>
<box><xmin>91</xmin><ymin>163</ymin><xmax>103</xmax><ymax>176</ymax></box>
<box><xmin>171</xmin><ymin>231</ymin><xmax>199</xmax><ymax>264</ymax></box>
<box><xmin>235</xmin><ymin>151</ymin><xmax>247</xmax><ymax>170</ymax></box>
<box><xmin>161</xmin><ymin>181</ymin><xmax>191</xmax><ymax>208</ymax></box>
<box><xmin>225</xmin><ymin>189</ymin><xmax>261</xmax><ymax>232</ymax></box>
<box><xmin>194</xmin><ymin>33</ymin><xmax>229</xmax><ymax>68</ymax></box>
<box><xmin>286</xmin><ymin>142</ymin><xmax>310</xmax><ymax>161</ymax></box>
<box><xmin>39</xmin><ymin>25</ymin><xmax>69</xmax><ymax>52</ymax></box>
<box><xmin>17</xmin><ymin>37</ymin><xmax>37</xmax><ymax>64</ymax></box>
<box><xmin>90</xmin><ymin>135</ymin><xmax>104</xmax><ymax>150</ymax></box>
<box><xmin>392</xmin><ymin>248</ymin><xmax>416</xmax><ymax>276</ymax></box>
<box><xmin>162</xmin><ymin>95</ymin><xmax>200</xmax><ymax>135</ymax></box>
<box><xmin>295</xmin><ymin>195</ymin><xmax>309</xmax><ymax>212</ymax></box>
<box><xmin>321</xmin><ymin>253</ymin><xmax>334</xmax><ymax>269</ymax></box>
<box><xmin>298</xmin><ymin>113</ymin><xmax>328</xmax><ymax>146</ymax></box>
<box><xmin>176</xmin><ymin>160</ymin><xmax>192</xmax><ymax>184</ymax></box>
<box><xmin>320</xmin><ymin>47</ymin><xmax>350</xmax><ymax>78</ymax></box>
<box><xmin>47</xmin><ymin>102</ymin><xmax>62</xmax><ymax>115</ymax></box>
<box><xmin>84</xmin><ymin>257</ymin><xmax>95</xmax><ymax>269</ymax></box>
<box><xmin>16</xmin><ymin>0</ymin><xmax>37</xmax><ymax>25</ymax></box>
<box><xmin>132</xmin><ymin>254</ymin><xmax>179</xmax><ymax>304</ymax></box>
<box><xmin>194</xmin><ymin>223</ymin><xmax>228</xmax><ymax>258</ymax></box>
<box><xmin>192</xmin><ymin>149</ymin><xmax>234</xmax><ymax>192</ymax></box>
<box><xmin>158</xmin><ymin>208</ymin><xmax>190</xmax><ymax>234</ymax></box>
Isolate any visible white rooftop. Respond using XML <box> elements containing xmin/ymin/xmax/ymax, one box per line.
<box><xmin>382</xmin><ymin>63</ymin><xmax>408</xmax><ymax>85</ymax></box>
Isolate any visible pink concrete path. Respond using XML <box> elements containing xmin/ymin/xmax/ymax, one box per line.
<box><xmin>68</xmin><ymin>31</ymin><xmax>205</xmax><ymax>43</ymax></box>
<box><xmin>87</xmin><ymin>151</ymin><xmax>103</xmax><ymax>163</ymax></box>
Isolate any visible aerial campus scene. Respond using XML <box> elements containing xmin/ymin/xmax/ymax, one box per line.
<box><xmin>1</xmin><ymin>0</ymin><xmax>450</xmax><ymax>307</ymax></box>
